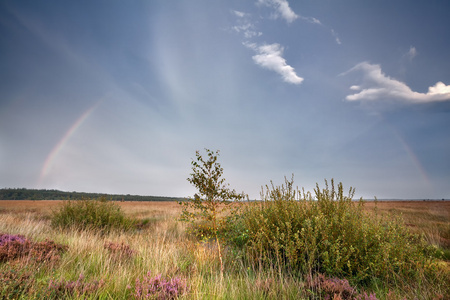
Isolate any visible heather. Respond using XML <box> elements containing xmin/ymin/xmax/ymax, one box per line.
<box><xmin>0</xmin><ymin>233</ymin><xmax>27</xmax><ymax>246</ymax></box>
<box><xmin>45</xmin><ymin>273</ymin><xmax>105</xmax><ymax>299</ymax></box>
<box><xmin>306</xmin><ymin>273</ymin><xmax>358</xmax><ymax>300</ymax></box>
<box><xmin>129</xmin><ymin>271</ymin><xmax>188</xmax><ymax>299</ymax></box>
<box><xmin>104</xmin><ymin>241</ymin><xmax>136</xmax><ymax>260</ymax></box>
<box><xmin>0</xmin><ymin>233</ymin><xmax>67</xmax><ymax>264</ymax></box>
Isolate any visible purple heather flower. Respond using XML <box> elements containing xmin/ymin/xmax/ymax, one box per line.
<box><xmin>0</xmin><ymin>233</ymin><xmax>28</xmax><ymax>246</ymax></box>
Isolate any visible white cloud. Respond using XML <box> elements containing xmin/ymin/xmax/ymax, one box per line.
<box><xmin>428</xmin><ymin>81</ymin><xmax>450</xmax><ymax>95</ymax></box>
<box><xmin>245</xmin><ymin>42</ymin><xmax>304</xmax><ymax>84</ymax></box>
<box><xmin>231</xmin><ymin>2</ymin><xmax>308</xmax><ymax>85</ymax></box>
<box><xmin>257</xmin><ymin>0</ymin><xmax>298</xmax><ymax>23</ymax></box>
<box><xmin>343</xmin><ymin>62</ymin><xmax>450</xmax><ymax>103</ymax></box>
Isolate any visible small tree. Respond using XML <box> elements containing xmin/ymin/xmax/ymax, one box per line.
<box><xmin>180</xmin><ymin>149</ymin><xmax>245</xmax><ymax>275</ymax></box>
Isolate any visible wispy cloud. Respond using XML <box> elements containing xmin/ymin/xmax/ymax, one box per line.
<box><xmin>232</xmin><ymin>10</ymin><xmax>246</xmax><ymax>18</ymax></box>
<box><xmin>257</xmin><ymin>0</ymin><xmax>328</xmax><ymax>29</ymax></box>
<box><xmin>231</xmin><ymin>1</ymin><xmax>333</xmax><ymax>84</ymax></box>
<box><xmin>233</xmin><ymin>25</ymin><xmax>262</xmax><ymax>39</ymax></box>
<box><xmin>257</xmin><ymin>0</ymin><xmax>298</xmax><ymax>23</ymax></box>
<box><xmin>245</xmin><ymin>42</ymin><xmax>304</xmax><ymax>84</ymax></box>
<box><xmin>331</xmin><ymin>29</ymin><xmax>341</xmax><ymax>45</ymax></box>
<box><xmin>231</xmin><ymin>10</ymin><xmax>262</xmax><ymax>39</ymax></box>
<box><xmin>231</xmin><ymin>9</ymin><xmax>302</xmax><ymax>84</ymax></box>
<box><xmin>406</xmin><ymin>46</ymin><xmax>417</xmax><ymax>61</ymax></box>
<box><xmin>300</xmin><ymin>16</ymin><xmax>321</xmax><ymax>25</ymax></box>
<box><xmin>343</xmin><ymin>62</ymin><xmax>450</xmax><ymax>103</ymax></box>
<box><xmin>256</xmin><ymin>0</ymin><xmax>342</xmax><ymax>45</ymax></box>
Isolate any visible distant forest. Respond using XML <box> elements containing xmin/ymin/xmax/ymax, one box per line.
<box><xmin>0</xmin><ymin>188</ymin><xmax>186</xmax><ymax>202</ymax></box>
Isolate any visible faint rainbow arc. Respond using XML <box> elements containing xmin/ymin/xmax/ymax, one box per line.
<box><xmin>383</xmin><ymin>119</ymin><xmax>432</xmax><ymax>187</ymax></box>
<box><xmin>37</xmin><ymin>101</ymin><xmax>102</xmax><ymax>186</ymax></box>
<box><xmin>395</xmin><ymin>133</ymin><xmax>431</xmax><ymax>186</ymax></box>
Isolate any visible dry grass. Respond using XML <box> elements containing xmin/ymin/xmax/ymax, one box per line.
<box><xmin>0</xmin><ymin>200</ymin><xmax>182</xmax><ymax>216</ymax></box>
<box><xmin>0</xmin><ymin>199</ymin><xmax>449</xmax><ymax>299</ymax></box>
<box><xmin>118</xmin><ymin>201</ymin><xmax>183</xmax><ymax>218</ymax></box>
<box><xmin>363</xmin><ymin>201</ymin><xmax>450</xmax><ymax>248</ymax></box>
<box><xmin>0</xmin><ymin>201</ymin><xmax>190</xmax><ymax>298</ymax></box>
<box><xmin>1</xmin><ymin>199</ymin><xmax>448</xmax><ymax>248</ymax></box>
<box><xmin>363</xmin><ymin>200</ymin><xmax>450</xmax><ymax>218</ymax></box>
<box><xmin>1</xmin><ymin>199</ymin><xmax>448</xmax><ymax>249</ymax></box>
<box><xmin>0</xmin><ymin>200</ymin><xmax>61</xmax><ymax>219</ymax></box>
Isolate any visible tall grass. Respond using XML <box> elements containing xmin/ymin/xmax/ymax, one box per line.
<box><xmin>1</xmin><ymin>212</ymin><xmax>190</xmax><ymax>299</ymax></box>
<box><xmin>0</xmin><ymin>194</ymin><xmax>448</xmax><ymax>299</ymax></box>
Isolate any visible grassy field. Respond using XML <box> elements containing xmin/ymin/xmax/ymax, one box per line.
<box><xmin>0</xmin><ymin>199</ymin><xmax>449</xmax><ymax>299</ymax></box>
<box><xmin>363</xmin><ymin>201</ymin><xmax>450</xmax><ymax>250</ymax></box>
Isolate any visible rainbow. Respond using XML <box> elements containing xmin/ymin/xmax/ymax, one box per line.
<box><xmin>37</xmin><ymin>100</ymin><xmax>103</xmax><ymax>186</ymax></box>
<box><xmin>395</xmin><ymin>132</ymin><xmax>431</xmax><ymax>186</ymax></box>
<box><xmin>383</xmin><ymin>118</ymin><xmax>431</xmax><ymax>188</ymax></box>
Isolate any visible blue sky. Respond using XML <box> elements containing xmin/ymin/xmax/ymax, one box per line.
<box><xmin>1</xmin><ymin>0</ymin><xmax>449</xmax><ymax>199</ymax></box>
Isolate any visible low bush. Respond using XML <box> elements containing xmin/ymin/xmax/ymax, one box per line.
<box><xmin>227</xmin><ymin>178</ymin><xmax>439</xmax><ymax>286</ymax></box>
<box><xmin>50</xmin><ymin>197</ymin><xmax>135</xmax><ymax>233</ymax></box>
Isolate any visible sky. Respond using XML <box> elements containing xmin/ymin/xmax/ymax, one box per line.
<box><xmin>1</xmin><ymin>0</ymin><xmax>450</xmax><ymax>200</ymax></box>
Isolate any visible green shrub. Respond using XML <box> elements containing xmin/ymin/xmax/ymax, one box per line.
<box><xmin>51</xmin><ymin>197</ymin><xmax>135</xmax><ymax>233</ymax></box>
<box><xmin>228</xmin><ymin>177</ymin><xmax>438</xmax><ymax>285</ymax></box>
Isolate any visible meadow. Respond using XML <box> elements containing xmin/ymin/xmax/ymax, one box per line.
<box><xmin>0</xmin><ymin>198</ymin><xmax>449</xmax><ymax>299</ymax></box>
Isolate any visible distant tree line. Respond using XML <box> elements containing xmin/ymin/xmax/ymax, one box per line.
<box><xmin>0</xmin><ymin>188</ymin><xmax>186</xmax><ymax>202</ymax></box>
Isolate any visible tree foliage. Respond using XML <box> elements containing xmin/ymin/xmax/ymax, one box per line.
<box><xmin>179</xmin><ymin>149</ymin><xmax>245</xmax><ymax>274</ymax></box>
